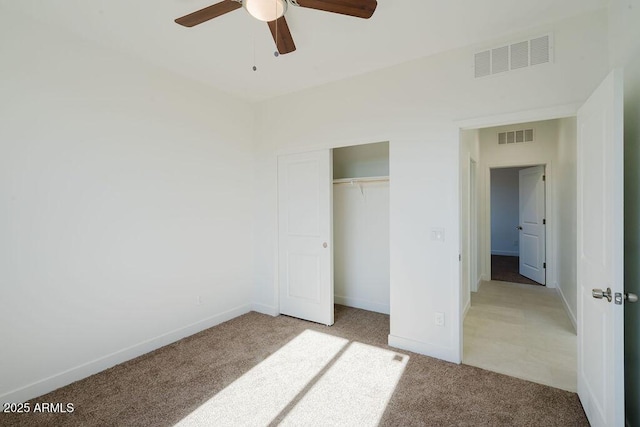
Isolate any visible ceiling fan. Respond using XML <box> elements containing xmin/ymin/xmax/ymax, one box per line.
<box><xmin>175</xmin><ymin>0</ymin><xmax>378</xmax><ymax>55</ymax></box>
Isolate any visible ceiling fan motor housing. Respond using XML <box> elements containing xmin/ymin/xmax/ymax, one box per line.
<box><xmin>244</xmin><ymin>0</ymin><xmax>288</xmax><ymax>22</ymax></box>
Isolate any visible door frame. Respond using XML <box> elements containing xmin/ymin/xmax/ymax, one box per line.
<box><xmin>456</xmin><ymin>103</ymin><xmax>579</xmax><ymax>362</ymax></box>
<box><xmin>487</xmin><ymin>163</ymin><xmax>548</xmax><ymax>286</ymax></box>
<box><xmin>274</xmin><ymin>137</ymin><xmax>393</xmax><ymax>320</ymax></box>
<box><xmin>470</xmin><ymin>159</ymin><xmax>478</xmax><ymax>294</ymax></box>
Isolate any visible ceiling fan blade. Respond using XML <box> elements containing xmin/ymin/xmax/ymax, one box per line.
<box><xmin>175</xmin><ymin>0</ymin><xmax>242</xmax><ymax>27</ymax></box>
<box><xmin>294</xmin><ymin>0</ymin><xmax>377</xmax><ymax>19</ymax></box>
<box><xmin>268</xmin><ymin>17</ymin><xmax>297</xmax><ymax>55</ymax></box>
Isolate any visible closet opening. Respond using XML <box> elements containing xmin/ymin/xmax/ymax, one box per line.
<box><xmin>332</xmin><ymin>142</ymin><xmax>390</xmax><ymax>316</ymax></box>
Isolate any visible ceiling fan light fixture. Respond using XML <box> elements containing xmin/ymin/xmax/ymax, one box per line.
<box><xmin>244</xmin><ymin>0</ymin><xmax>288</xmax><ymax>22</ymax></box>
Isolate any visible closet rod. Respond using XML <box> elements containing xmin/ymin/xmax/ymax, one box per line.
<box><xmin>332</xmin><ymin>176</ymin><xmax>389</xmax><ymax>185</ymax></box>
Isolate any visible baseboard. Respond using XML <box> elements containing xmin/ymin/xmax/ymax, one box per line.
<box><xmin>0</xmin><ymin>304</ymin><xmax>252</xmax><ymax>405</ymax></box>
<box><xmin>556</xmin><ymin>286</ymin><xmax>577</xmax><ymax>332</ymax></box>
<box><xmin>463</xmin><ymin>297</ymin><xmax>471</xmax><ymax>319</ymax></box>
<box><xmin>334</xmin><ymin>295</ymin><xmax>390</xmax><ymax>315</ymax></box>
<box><xmin>251</xmin><ymin>303</ymin><xmax>279</xmax><ymax>317</ymax></box>
<box><xmin>388</xmin><ymin>334</ymin><xmax>461</xmax><ymax>364</ymax></box>
<box><xmin>491</xmin><ymin>250</ymin><xmax>519</xmax><ymax>257</ymax></box>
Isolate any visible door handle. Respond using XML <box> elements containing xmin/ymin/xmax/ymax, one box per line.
<box><xmin>516</xmin><ymin>226</ymin><xmax>523</xmax><ymax>230</ymax></box>
<box><xmin>625</xmin><ymin>293</ymin><xmax>638</xmax><ymax>303</ymax></box>
<box><xmin>592</xmin><ymin>287</ymin><xmax>612</xmax><ymax>302</ymax></box>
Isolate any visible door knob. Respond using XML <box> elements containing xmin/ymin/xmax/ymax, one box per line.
<box><xmin>592</xmin><ymin>287</ymin><xmax>612</xmax><ymax>302</ymax></box>
<box><xmin>516</xmin><ymin>226</ymin><xmax>523</xmax><ymax>230</ymax></box>
<box><xmin>626</xmin><ymin>292</ymin><xmax>638</xmax><ymax>303</ymax></box>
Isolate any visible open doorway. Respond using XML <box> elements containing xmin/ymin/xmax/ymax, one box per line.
<box><xmin>459</xmin><ymin>117</ymin><xmax>578</xmax><ymax>392</ymax></box>
<box><xmin>332</xmin><ymin>142</ymin><xmax>390</xmax><ymax>316</ymax></box>
<box><xmin>276</xmin><ymin>142</ymin><xmax>390</xmax><ymax>326</ymax></box>
<box><xmin>490</xmin><ymin>165</ymin><xmax>546</xmax><ymax>286</ymax></box>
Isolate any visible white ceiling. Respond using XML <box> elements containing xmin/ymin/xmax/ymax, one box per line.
<box><xmin>2</xmin><ymin>0</ymin><xmax>608</xmax><ymax>102</ymax></box>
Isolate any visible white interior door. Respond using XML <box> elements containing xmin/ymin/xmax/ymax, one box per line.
<box><xmin>278</xmin><ymin>150</ymin><xmax>334</xmax><ymax>326</ymax></box>
<box><xmin>577</xmin><ymin>69</ymin><xmax>624</xmax><ymax>427</ymax></box>
<box><xmin>518</xmin><ymin>165</ymin><xmax>546</xmax><ymax>284</ymax></box>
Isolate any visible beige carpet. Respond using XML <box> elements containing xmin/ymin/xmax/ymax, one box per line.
<box><xmin>1</xmin><ymin>306</ymin><xmax>588</xmax><ymax>426</ymax></box>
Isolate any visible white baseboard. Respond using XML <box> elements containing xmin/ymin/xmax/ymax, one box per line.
<box><xmin>388</xmin><ymin>334</ymin><xmax>460</xmax><ymax>364</ymax></box>
<box><xmin>470</xmin><ymin>278</ymin><xmax>477</xmax><ymax>293</ymax></box>
<box><xmin>556</xmin><ymin>286</ymin><xmax>577</xmax><ymax>332</ymax></box>
<box><xmin>252</xmin><ymin>303</ymin><xmax>279</xmax><ymax>317</ymax></box>
<box><xmin>0</xmin><ymin>304</ymin><xmax>252</xmax><ymax>405</ymax></box>
<box><xmin>463</xmin><ymin>298</ymin><xmax>471</xmax><ymax>319</ymax></box>
<box><xmin>491</xmin><ymin>250</ymin><xmax>519</xmax><ymax>256</ymax></box>
<box><xmin>334</xmin><ymin>295</ymin><xmax>390</xmax><ymax>315</ymax></box>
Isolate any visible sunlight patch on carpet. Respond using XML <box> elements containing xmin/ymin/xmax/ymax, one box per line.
<box><xmin>175</xmin><ymin>329</ymin><xmax>348</xmax><ymax>426</ymax></box>
<box><xmin>279</xmin><ymin>342</ymin><xmax>408</xmax><ymax>426</ymax></box>
<box><xmin>175</xmin><ymin>330</ymin><xmax>408</xmax><ymax>426</ymax></box>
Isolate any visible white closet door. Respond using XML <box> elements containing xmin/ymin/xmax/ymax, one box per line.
<box><xmin>278</xmin><ymin>150</ymin><xmax>333</xmax><ymax>326</ymax></box>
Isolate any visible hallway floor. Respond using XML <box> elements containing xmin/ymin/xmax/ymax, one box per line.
<box><xmin>463</xmin><ymin>280</ymin><xmax>577</xmax><ymax>391</ymax></box>
<box><xmin>491</xmin><ymin>255</ymin><xmax>543</xmax><ymax>286</ymax></box>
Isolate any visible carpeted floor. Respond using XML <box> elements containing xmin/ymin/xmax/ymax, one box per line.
<box><xmin>491</xmin><ymin>255</ymin><xmax>543</xmax><ymax>286</ymax></box>
<box><xmin>0</xmin><ymin>306</ymin><xmax>587</xmax><ymax>426</ymax></box>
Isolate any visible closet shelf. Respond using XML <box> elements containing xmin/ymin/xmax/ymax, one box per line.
<box><xmin>333</xmin><ymin>176</ymin><xmax>389</xmax><ymax>185</ymax></box>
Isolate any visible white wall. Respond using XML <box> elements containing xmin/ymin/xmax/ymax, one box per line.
<box><xmin>490</xmin><ymin>168</ymin><xmax>521</xmax><ymax>256</ymax></box>
<box><xmin>253</xmin><ymin>10</ymin><xmax>610</xmax><ymax>363</ymax></box>
<box><xmin>555</xmin><ymin>117</ymin><xmax>578</xmax><ymax>328</ymax></box>
<box><xmin>334</xmin><ymin>182</ymin><xmax>390</xmax><ymax>314</ymax></box>
<box><xmin>0</xmin><ymin>10</ymin><xmax>255</xmax><ymax>403</ymax></box>
<box><xmin>333</xmin><ymin>142</ymin><xmax>389</xmax><ymax>179</ymax></box>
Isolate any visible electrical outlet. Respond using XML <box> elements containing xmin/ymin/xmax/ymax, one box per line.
<box><xmin>435</xmin><ymin>312</ymin><xmax>445</xmax><ymax>326</ymax></box>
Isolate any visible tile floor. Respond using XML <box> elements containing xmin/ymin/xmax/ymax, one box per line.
<box><xmin>463</xmin><ymin>280</ymin><xmax>577</xmax><ymax>392</ymax></box>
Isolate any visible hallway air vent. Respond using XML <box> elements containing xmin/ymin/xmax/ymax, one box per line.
<box><xmin>474</xmin><ymin>34</ymin><xmax>552</xmax><ymax>78</ymax></box>
<box><xmin>498</xmin><ymin>128</ymin><xmax>534</xmax><ymax>145</ymax></box>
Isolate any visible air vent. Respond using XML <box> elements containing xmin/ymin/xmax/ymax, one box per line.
<box><xmin>474</xmin><ymin>51</ymin><xmax>491</xmax><ymax>78</ymax></box>
<box><xmin>475</xmin><ymin>34</ymin><xmax>552</xmax><ymax>78</ymax></box>
<box><xmin>498</xmin><ymin>128</ymin><xmax>534</xmax><ymax>145</ymax></box>
<box><xmin>530</xmin><ymin>35</ymin><xmax>550</xmax><ymax>66</ymax></box>
<box><xmin>491</xmin><ymin>46</ymin><xmax>509</xmax><ymax>74</ymax></box>
<box><xmin>510</xmin><ymin>41</ymin><xmax>529</xmax><ymax>69</ymax></box>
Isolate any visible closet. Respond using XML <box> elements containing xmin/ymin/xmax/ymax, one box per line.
<box><xmin>333</xmin><ymin>142</ymin><xmax>390</xmax><ymax>315</ymax></box>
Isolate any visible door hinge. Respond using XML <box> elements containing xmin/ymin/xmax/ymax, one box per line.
<box><xmin>543</xmin><ymin>175</ymin><xmax>546</xmax><ymax>181</ymax></box>
<box><xmin>459</xmin><ymin>254</ymin><xmax>462</xmax><ymax>261</ymax></box>
<box><xmin>543</xmin><ymin>262</ymin><xmax>546</xmax><ymax>269</ymax></box>
<box><xmin>543</xmin><ymin>219</ymin><xmax>546</xmax><ymax>225</ymax></box>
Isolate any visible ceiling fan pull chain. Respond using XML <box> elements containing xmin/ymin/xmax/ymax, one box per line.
<box><xmin>252</xmin><ymin>19</ymin><xmax>257</xmax><ymax>70</ymax></box>
<box><xmin>274</xmin><ymin>1</ymin><xmax>280</xmax><ymax>56</ymax></box>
